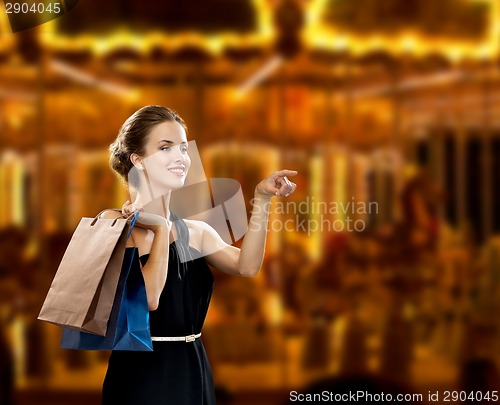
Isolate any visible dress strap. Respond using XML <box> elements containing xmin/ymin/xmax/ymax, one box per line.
<box><xmin>169</xmin><ymin>211</ymin><xmax>195</xmax><ymax>267</ymax></box>
<box><xmin>169</xmin><ymin>211</ymin><xmax>190</xmax><ymax>246</ymax></box>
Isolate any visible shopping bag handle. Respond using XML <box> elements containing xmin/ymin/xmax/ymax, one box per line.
<box><xmin>94</xmin><ymin>208</ymin><xmax>136</xmax><ymax>222</ymax></box>
<box><xmin>92</xmin><ymin>208</ymin><xmax>139</xmax><ymax>239</ymax></box>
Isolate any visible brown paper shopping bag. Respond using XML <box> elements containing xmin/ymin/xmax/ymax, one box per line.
<box><xmin>38</xmin><ymin>209</ymin><xmax>137</xmax><ymax>336</ymax></box>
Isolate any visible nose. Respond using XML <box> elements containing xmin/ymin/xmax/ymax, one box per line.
<box><xmin>173</xmin><ymin>144</ymin><xmax>187</xmax><ymax>162</ymax></box>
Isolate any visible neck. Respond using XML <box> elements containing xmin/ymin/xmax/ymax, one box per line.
<box><xmin>132</xmin><ymin>192</ymin><xmax>171</xmax><ymax>220</ymax></box>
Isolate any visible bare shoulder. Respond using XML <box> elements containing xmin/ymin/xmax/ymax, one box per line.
<box><xmin>182</xmin><ymin>219</ymin><xmax>206</xmax><ymax>252</ymax></box>
<box><xmin>182</xmin><ymin>219</ymin><xmax>231</xmax><ymax>253</ymax></box>
<box><xmin>183</xmin><ymin>218</ymin><xmax>223</xmax><ymax>238</ymax></box>
<box><xmin>183</xmin><ymin>219</ymin><xmax>212</xmax><ymax>232</ymax></box>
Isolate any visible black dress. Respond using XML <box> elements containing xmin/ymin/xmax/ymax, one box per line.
<box><xmin>102</xmin><ymin>213</ymin><xmax>216</xmax><ymax>405</ymax></box>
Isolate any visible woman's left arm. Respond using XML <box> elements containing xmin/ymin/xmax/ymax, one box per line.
<box><xmin>202</xmin><ymin>169</ymin><xmax>298</xmax><ymax>276</ymax></box>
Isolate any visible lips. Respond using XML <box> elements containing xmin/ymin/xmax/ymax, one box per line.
<box><xmin>167</xmin><ymin>166</ymin><xmax>186</xmax><ymax>176</ymax></box>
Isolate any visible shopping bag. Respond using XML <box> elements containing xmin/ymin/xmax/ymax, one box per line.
<box><xmin>60</xmin><ymin>246</ymin><xmax>153</xmax><ymax>351</ymax></box>
<box><xmin>38</xmin><ymin>209</ymin><xmax>138</xmax><ymax>336</ymax></box>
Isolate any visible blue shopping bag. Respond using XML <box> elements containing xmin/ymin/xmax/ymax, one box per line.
<box><xmin>60</xmin><ymin>244</ymin><xmax>153</xmax><ymax>351</ymax></box>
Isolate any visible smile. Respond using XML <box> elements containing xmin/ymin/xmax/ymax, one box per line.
<box><xmin>167</xmin><ymin>167</ymin><xmax>186</xmax><ymax>176</ymax></box>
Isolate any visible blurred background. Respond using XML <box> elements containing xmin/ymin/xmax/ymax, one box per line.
<box><xmin>1</xmin><ymin>0</ymin><xmax>500</xmax><ymax>404</ymax></box>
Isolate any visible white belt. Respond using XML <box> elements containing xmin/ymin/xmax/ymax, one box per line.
<box><xmin>151</xmin><ymin>332</ymin><xmax>201</xmax><ymax>343</ymax></box>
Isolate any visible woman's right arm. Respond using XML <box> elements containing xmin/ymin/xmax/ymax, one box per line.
<box><xmin>100</xmin><ymin>209</ymin><xmax>170</xmax><ymax>311</ymax></box>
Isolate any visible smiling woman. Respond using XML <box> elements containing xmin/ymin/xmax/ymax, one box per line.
<box><xmin>102</xmin><ymin>105</ymin><xmax>297</xmax><ymax>405</ymax></box>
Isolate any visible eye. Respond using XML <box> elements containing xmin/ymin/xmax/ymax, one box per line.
<box><xmin>180</xmin><ymin>145</ymin><xmax>188</xmax><ymax>153</ymax></box>
<box><xmin>161</xmin><ymin>146</ymin><xmax>171</xmax><ymax>151</ymax></box>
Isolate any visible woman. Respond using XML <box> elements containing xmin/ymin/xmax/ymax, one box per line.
<box><xmin>101</xmin><ymin>105</ymin><xmax>297</xmax><ymax>404</ymax></box>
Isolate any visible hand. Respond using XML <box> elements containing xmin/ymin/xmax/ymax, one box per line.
<box><xmin>121</xmin><ymin>200</ymin><xmax>169</xmax><ymax>233</ymax></box>
<box><xmin>121</xmin><ymin>200</ymin><xmax>144</xmax><ymax>216</ymax></box>
<box><xmin>255</xmin><ymin>169</ymin><xmax>298</xmax><ymax>199</ymax></box>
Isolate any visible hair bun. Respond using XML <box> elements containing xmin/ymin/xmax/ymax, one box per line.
<box><xmin>113</xmin><ymin>148</ymin><xmax>125</xmax><ymax>161</ymax></box>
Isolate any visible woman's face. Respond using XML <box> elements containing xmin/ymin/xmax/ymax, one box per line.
<box><xmin>138</xmin><ymin>121</ymin><xmax>191</xmax><ymax>197</ymax></box>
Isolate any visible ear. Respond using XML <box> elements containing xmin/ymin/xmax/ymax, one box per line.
<box><xmin>130</xmin><ymin>153</ymin><xmax>142</xmax><ymax>169</ymax></box>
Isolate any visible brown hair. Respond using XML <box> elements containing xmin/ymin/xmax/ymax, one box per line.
<box><xmin>109</xmin><ymin>105</ymin><xmax>187</xmax><ymax>188</ymax></box>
